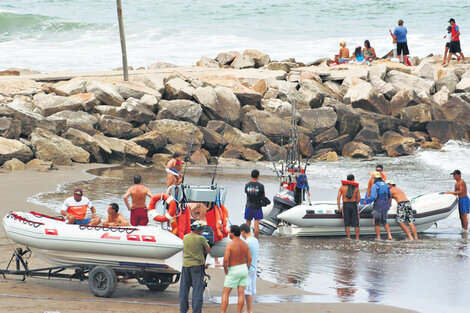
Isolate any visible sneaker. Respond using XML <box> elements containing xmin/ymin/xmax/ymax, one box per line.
<box><xmin>458</xmin><ymin>56</ymin><xmax>461</xmax><ymax>61</ymax></box>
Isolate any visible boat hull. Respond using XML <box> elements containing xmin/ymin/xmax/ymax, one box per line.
<box><xmin>277</xmin><ymin>193</ymin><xmax>458</xmax><ymax>237</ymax></box>
<box><xmin>3</xmin><ymin>212</ymin><xmax>184</xmax><ymax>267</ymax></box>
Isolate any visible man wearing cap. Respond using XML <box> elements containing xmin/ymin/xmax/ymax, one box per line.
<box><xmin>387</xmin><ymin>180</ymin><xmax>418</xmax><ymax>240</ymax></box>
<box><xmin>166</xmin><ymin>153</ymin><xmax>184</xmax><ymax>188</ymax></box>
<box><xmin>180</xmin><ymin>221</ymin><xmax>210</xmax><ymax>313</ymax></box>
<box><xmin>444</xmin><ymin>18</ymin><xmax>465</xmax><ymax>67</ymax></box>
<box><xmin>61</xmin><ymin>188</ymin><xmax>101</xmax><ymax>226</ymax></box>
<box><xmin>369</xmin><ymin>172</ymin><xmax>393</xmax><ymax>240</ymax></box>
<box><xmin>446</xmin><ymin>170</ymin><xmax>469</xmax><ymax>231</ymax></box>
<box><xmin>365</xmin><ymin>165</ymin><xmax>387</xmax><ymax>204</ymax></box>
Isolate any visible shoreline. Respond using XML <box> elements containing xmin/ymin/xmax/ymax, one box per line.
<box><xmin>0</xmin><ymin>163</ymin><xmax>418</xmax><ymax>313</ymax></box>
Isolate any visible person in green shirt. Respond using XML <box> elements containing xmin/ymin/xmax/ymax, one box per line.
<box><xmin>180</xmin><ymin>221</ymin><xmax>210</xmax><ymax>313</ymax></box>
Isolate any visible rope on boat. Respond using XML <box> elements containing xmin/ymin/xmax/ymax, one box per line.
<box><xmin>0</xmin><ymin>293</ymin><xmax>220</xmax><ymax>307</ymax></box>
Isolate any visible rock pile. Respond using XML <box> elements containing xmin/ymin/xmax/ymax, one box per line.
<box><xmin>0</xmin><ymin>51</ymin><xmax>469</xmax><ymax>170</ymax></box>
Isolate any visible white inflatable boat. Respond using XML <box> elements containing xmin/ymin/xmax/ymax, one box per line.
<box><xmin>275</xmin><ymin>193</ymin><xmax>459</xmax><ymax>237</ymax></box>
<box><xmin>3</xmin><ymin>211</ymin><xmax>184</xmax><ymax>267</ymax></box>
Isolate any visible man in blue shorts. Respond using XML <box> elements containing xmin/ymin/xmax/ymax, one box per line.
<box><xmin>446</xmin><ymin>170</ymin><xmax>469</xmax><ymax>231</ymax></box>
<box><xmin>244</xmin><ymin>169</ymin><xmax>265</xmax><ymax>238</ymax></box>
<box><xmin>369</xmin><ymin>172</ymin><xmax>393</xmax><ymax>240</ymax></box>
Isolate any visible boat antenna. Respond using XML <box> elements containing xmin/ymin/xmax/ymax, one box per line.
<box><xmin>280</xmin><ymin>118</ymin><xmax>284</xmax><ymax>174</ymax></box>
<box><xmin>211</xmin><ymin>111</ymin><xmax>230</xmax><ymax>186</ymax></box>
<box><xmin>181</xmin><ymin>122</ymin><xmax>197</xmax><ymax>185</ymax></box>
<box><xmin>252</xmin><ymin>117</ymin><xmax>281</xmax><ymax>179</ymax></box>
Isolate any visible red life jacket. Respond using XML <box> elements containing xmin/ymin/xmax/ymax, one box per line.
<box><xmin>206</xmin><ymin>204</ymin><xmax>229</xmax><ymax>242</ymax></box>
<box><xmin>341</xmin><ymin>180</ymin><xmax>359</xmax><ymax>186</ymax></box>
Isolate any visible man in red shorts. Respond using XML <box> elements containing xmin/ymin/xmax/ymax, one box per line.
<box><xmin>124</xmin><ymin>174</ymin><xmax>153</xmax><ymax>226</ymax></box>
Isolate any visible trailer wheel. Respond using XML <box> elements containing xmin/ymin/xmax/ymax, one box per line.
<box><xmin>145</xmin><ymin>283</ymin><xmax>169</xmax><ymax>292</ymax></box>
<box><xmin>88</xmin><ymin>266</ymin><xmax>117</xmax><ymax>298</ymax></box>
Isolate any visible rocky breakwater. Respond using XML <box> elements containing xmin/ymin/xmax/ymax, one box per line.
<box><xmin>0</xmin><ymin>50</ymin><xmax>469</xmax><ymax>171</ymax></box>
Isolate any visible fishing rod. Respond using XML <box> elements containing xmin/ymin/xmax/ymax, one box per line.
<box><xmin>252</xmin><ymin>117</ymin><xmax>281</xmax><ymax>179</ymax></box>
<box><xmin>181</xmin><ymin>123</ymin><xmax>197</xmax><ymax>185</ymax></box>
<box><xmin>210</xmin><ymin>112</ymin><xmax>230</xmax><ymax>186</ymax></box>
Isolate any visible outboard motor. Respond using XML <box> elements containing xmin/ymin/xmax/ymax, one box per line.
<box><xmin>259</xmin><ymin>189</ymin><xmax>296</xmax><ymax>236</ymax></box>
<box><xmin>201</xmin><ymin>225</ymin><xmax>215</xmax><ymax>247</ymax></box>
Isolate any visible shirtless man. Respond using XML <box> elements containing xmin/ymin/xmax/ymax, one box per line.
<box><xmin>188</xmin><ymin>202</ymin><xmax>209</xmax><ymax>221</ymax></box>
<box><xmin>388</xmin><ymin>181</ymin><xmax>418</xmax><ymax>240</ymax></box>
<box><xmin>334</xmin><ymin>41</ymin><xmax>350</xmax><ymax>64</ymax></box>
<box><xmin>166</xmin><ymin>153</ymin><xmax>184</xmax><ymax>188</ymax></box>
<box><xmin>221</xmin><ymin>225</ymin><xmax>252</xmax><ymax>313</ymax></box>
<box><xmin>337</xmin><ymin>174</ymin><xmax>361</xmax><ymax>240</ymax></box>
<box><xmin>124</xmin><ymin>174</ymin><xmax>152</xmax><ymax>226</ymax></box>
<box><xmin>446</xmin><ymin>170</ymin><xmax>469</xmax><ymax>231</ymax></box>
<box><xmin>103</xmin><ymin>203</ymin><xmax>130</xmax><ymax>227</ymax></box>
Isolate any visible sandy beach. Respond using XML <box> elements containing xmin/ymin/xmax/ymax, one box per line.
<box><xmin>0</xmin><ymin>164</ymin><xmax>419</xmax><ymax>313</ymax></box>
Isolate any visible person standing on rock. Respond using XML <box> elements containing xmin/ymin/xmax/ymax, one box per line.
<box><xmin>387</xmin><ymin>181</ymin><xmax>418</xmax><ymax>240</ymax></box>
<box><xmin>369</xmin><ymin>172</ymin><xmax>393</xmax><ymax>240</ymax></box>
<box><xmin>180</xmin><ymin>221</ymin><xmax>210</xmax><ymax>313</ymax></box>
<box><xmin>444</xmin><ymin>18</ymin><xmax>466</xmax><ymax>67</ymax></box>
<box><xmin>245</xmin><ymin>169</ymin><xmax>265</xmax><ymax>238</ymax></box>
<box><xmin>337</xmin><ymin>174</ymin><xmax>361</xmax><ymax>240</ymax></box>
<box><xmin>123</xmin><ymin>174</ymin><xmax>152</xmax><ymax>226</ymax></box>
<box><xmin>166</xmin><ymin>153</ymin><xmax>184</xmax><ymax>188</ymax></box>
<box><xmin>391</xmin><ymin>19</ymin><xmax>412</xmax><ymax>66</ymax></box>
<box><xmin>446</xmin><ymin>170</ymin><xmax>469</xmax><ymax>231</ymax></box>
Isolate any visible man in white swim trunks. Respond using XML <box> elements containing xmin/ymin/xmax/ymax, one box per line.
<box><xmin>166</xmin><ymin>153</ymin><xmax>184</xmax><ymax>188</ymax></box>
<box><xmin>221</xmin><ymin>225</ymin><xmax>251</xmax><ymax>313</ymax></box>
<box><xmin>61</xmin><ymin>188</ymin><xmax>101</xmax><ymax>226</ymax></box>
<box><xmin>240</xmin><ymin>223</ymin><xmax>259</xmax><ymax>313</ymax></box>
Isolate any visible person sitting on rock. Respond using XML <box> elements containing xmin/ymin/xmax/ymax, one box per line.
<box><xmin>351</xmin><ymin>46</ymin><xmax>365</xmax><ymax>63</ymax></box>
<box><xmin>363</xmin><ymin>40</ymin><xmax>377</xmax><ymax>62</ymax></box>
<box><xmin>333</xmin><ymin>41</ymin><xmax>350</xmax><ymax>65</ymax></box>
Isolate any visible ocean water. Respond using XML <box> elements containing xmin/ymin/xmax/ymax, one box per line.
<box><xmin>28</xmin><ymin>141</ymin><xmax>470</xmax><ymax>313</ymax></box>
<box><xmin>1</xmin><ymin>0</ymin><xmax>469</xmax><ymax>72</ymax></box>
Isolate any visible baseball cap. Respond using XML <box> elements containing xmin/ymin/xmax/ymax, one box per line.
<box><xmin>176</xmin><ymin>160</ymin><xmax>185</xmax><ymax>165</ymax></box>
<box><xmin>191</xmin><ymin>221</ymin><xmax>204</xmax><ymax>232</ymax></box>
<box><xmin>449</xmin><ymin>18</ymin><xmax>455</xmax><ymax>23</ymax></box>
<box><xmin>371</xmin><ymin>171</ymin><xmax>382</xmax><ymax>178</ymax></box>
<box><xmin>73</xmin><ymin>188</ymin><xmax>83</xmax><ymax>195</ymax></box>
<box><xmin>386</xmin><ymin>180</ymin><xmax>396</xmax><ymax>185</ymax></box>
<box><xmin>451</xmin><ymin>170</ymin><xmax>461</xmax><ymax>175</ymax></box>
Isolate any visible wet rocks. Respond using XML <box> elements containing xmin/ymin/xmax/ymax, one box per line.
<box><xmin>426</xmin><ymin>120</ymin><xmax>469</xmax><ymax>143</ymax></box>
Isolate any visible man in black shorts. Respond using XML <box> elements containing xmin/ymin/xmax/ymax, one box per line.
<box><xmin>244</xmin><ymin>169</ymin><xmax>265</xmax><ymax>238</ymax></box>
<box><xmin>444</xmin><ymin>18</ymin><xmax>465</xmax><ymax>67</ymax></box>
<box><xmin>392</xmin><ymin>19</ymin><xmax>411</xmax><ymax>66</ymax></box>
<box><xmin>337</xmin><ymin>174</ymin><xmax>361</xmax><ymax>240</ymax></box>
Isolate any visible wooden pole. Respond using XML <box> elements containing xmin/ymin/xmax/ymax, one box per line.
<box><xmin>116</xmin><ymin>0</ymin><xmax>129</xmax><ymax>81</ymax></box>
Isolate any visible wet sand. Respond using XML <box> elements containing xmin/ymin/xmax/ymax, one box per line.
<box><xmin>0</xmin><ymin>163</ymin><xmax>419</xmax><ymax>313</ymax></box>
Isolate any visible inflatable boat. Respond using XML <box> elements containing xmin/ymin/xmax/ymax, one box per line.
<box><xmin>3</xmin><ymin>211</ymin><xmax>184</xmax><ymax>267</ymax></box>
<box><xmin>275</xmin><ymin>193</ymin><xmax>459</xmax><ymax>237</ymax></box>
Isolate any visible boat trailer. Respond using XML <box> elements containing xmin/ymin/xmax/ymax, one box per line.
<box><xmin>0</xmin><ymin>247</ymin><xmax>180</xmax><ymax>298</ymax></box>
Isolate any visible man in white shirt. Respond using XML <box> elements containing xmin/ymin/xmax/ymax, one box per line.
<box><xmin>61</xmin><ymin>188</ymin><xmax>101</xmax><ymax>226</ymax></box>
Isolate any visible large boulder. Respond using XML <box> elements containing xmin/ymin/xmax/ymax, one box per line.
<box><xmin>93</xmin><ymin>133</ymin><xmax>148</xmax><ymax>164</ymax></box>
<box><xmin>53</xmin><ymin>79</ymin><xmax>87</xmax><ymax>96</ymax></box>
<box><xmin>357</xmin><ymin>109</ymin><xmax>402</xmax><ymax>135</ymax></box>
<box><xmin>0</xmin><ymin>117</ymin><xmax>21</xmax><ymax>139</ymax></box>
<box><xmin>189</xmin><ymin>149</ymin><xmax>208</xmax><ymax>165</ymax></box>
<box><xmin>194</xmin><ymin>86</ymin><xmax>241</xmax><ymax>127</ymax></box>
<box><xmin>130</xmin><ymin>130</ymin><xmax>167</xmax><ymax>155</ymax></box>
<box><xmin>400</xmin><ymin>103</ymin><xmax>432</xmax><ymax>131</ymax></box>
<box><xmin>383</xmin><ymin>143</ymin><xmax>414</xmax><ymax>157</ymax></box>
<box><xmin>216</xmin><ymin>51</ymin><xmax>241</xmax><ymax>66</ymax></box>
<box><xmin>133</xmin><ymin>74</ymin><xmax>165</xmax><ymax>94</ymax></box>
<box><xmin>3</xmin><ymin>158</ymin><xmax>27</xmax><ymax>171</ymax></box>
<box><xmin>313</xmin><ymin>127</ymin><xmax>339</xmax><ymax>145</ymax></box>
<box><xmin>369</xmin><ymin>74</ymin><xmax>398</xmax><ymax>100</ymax></box>
<box><xmin>369</xmin><ymin>63</ymin><xmax>387</xmax><ymax>80</ymax></box>
<box><xmin>411</xmin><ymin>60</ymin><xmax>436</xmax><ymax>80</ymax></box>
<box><xmin>426</xmin><ymin>120</ymin><xmax>469</xmax><ymax>143</ymax></box>
<box><xmin>138</xmin><ymin>94</ymin><xmax>159</xmax><ymax>112</ymax></box>
<box><xmin>157</xmin><ymin>99</ymin><xmax>202</xmax><ymax>124</ymax></box>
<box><xmin>381</xmin><ymin>131</ymin><xmax>415</xmax><ymax>146</ymax></box>
<box><xmin>455</xmin><ymin>77</ymin><xmax>470</xmax><ymax>93</ymax></box>
<box><xmin>327</xmin><ymin>65</ymin><xmax>369</xmax><ymax>81</ymax></box>
<box><xmin>223</xmin><ymin>125</ymin><xmax>265</xmax><ymax>150</ymax></box>
<box><xmin>62</xmin><ymin>128</ymin><xmax>112</xmax><ymax>163</ymax></box>
<box><xmin>0</xmin><ymin>138</ymin><xmax>34</xmax><ymax>165</ymax></box>
<box><xmin>261</xmin><ymin>98</ymin><xmax>300</xmax><ymax>119</ymax></box>
<box><xmin>196</xmin><ymin>56</ymin><xmax>220</xmax><ymax>68</ymax></box>
<box><xmin>314</xmin><ymin>134</ymin><xmax>351</xmax><ymax>154</ymax></box>
<box><xmin>389</xmin><ymin>89</ymin><xmax>421</xmax><ymax>117</ymax></box>
<box><xmin>47</xmin><ymin>110</ymin><xmax>98</xmax><ymax>135</ymax></box>
<box><xmin>31</xmin><ymin>128</ymin><xmax>90</xmax><ymax>165</ymax></box>
<box><xmin>6</xmin><ymin>100</ymin><xmax>64</xmax><ymax>136</ymax></box>
<box><xmin>164</xmin><ymin>77</ymin><xmax>195</xmax><ymax>100</ymax></box>
<box><xmin>231</xmin><ymin>55</ymin><xmax>255</xmax><ymax>69</ymax></box>
<box><xmin>220</xmin><ymin>143</ymin><xmax>263</xmax><ymax>161</ymax></box>
<box><xmin>323</xmin><ymin>98</ymin><xmax>362</xmax><ymax>137</ymax></box>
<box><xmin>385</xmin><ymin>70</ymin><xmax>435</xmax><ymax>94</ymax></box>
<box><xmin>86</xmin><ymin>80</ymin><xmax>124</xmax><ymax>106</ymax></box>
<box><xmin>115</xmin><ymin>81</ymin><xmax>162</xmax><ymax>100</ymax></box>
<box><xmin>242</xmin><ymin>110</ymin><xmax>290</xmax><ymax>145</ymax></box>
<box><xmin>298</xmin><ymin>107</ymin><xmax>337</xmax><ymax>136</ymax></box>
<box><xmin>120</xmin><ymin>98</ymin><xmax>156</xmax><ymax>124</ymax></box>
<box><xmin>344</xmin><ymin>82</ymin><xmax>391</xmax><ymax>115</ymax></box>
<box><xmin>148</xmin><ymin>119</ymin><xmax>203</xmax><ymax>150</ymax></box>
<box><xmin>433</xmin><ymin>86</ymin><xmax>450</xmax><ymax>106</ymax></box>
<box><xmin>296</xmin><ymin>79</ymin><xmax>341</xmax><ymax>109</ymax></box>
<box><xmin>436</xmin><ymin>70</ymin><xmax>459</xmax><ymax>93</ymax></box>
<box><xmin>340</xmin><ymin>77</ymin><xmax>366</xmax><ymax>95</ymax></box>
<box><xmin>353</xmin><ymin>126</ymin><xmax>383</xmax><ymax>153</ymax></box>
<box><xmin>259</xmin><ymin>141</ymin><xmax>286</xmax><ymax>161</ymax></box>
<box><xmin>32</xmin><ymin>93</ymin><xmax>82</xmax><ymax>117</ymax></box>
<box><xmin>199</xmin><ymin>127</ymin><xmax>225</xmax><ymax>155</ymax></box>
<box><xmin>243</xmin><ymin>49</ymin><xmax>270</xmax><ymax>68</ymax></box>
<box><xmin>69</xmin><ymin>93</ymin><xmax>101</xmax><ymax>111</ymax></box>
<box><xmin>342</xmin><ymin>141</ymin><xmax>373</xmax><ymax>158</ymax></box>
<box><xmin>98</xmin><ymin>115</ymin><xmax>133</xmax><ymax>139</ymax></box>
